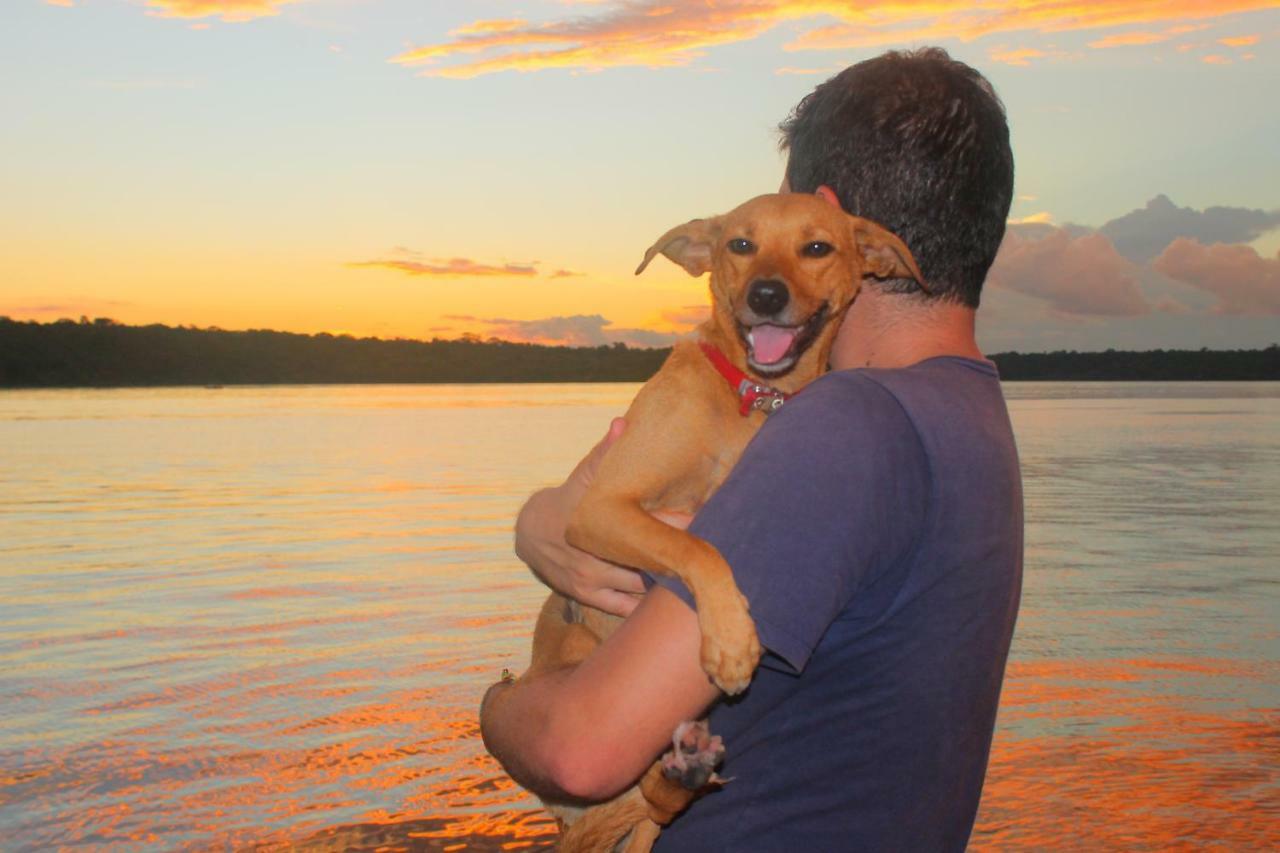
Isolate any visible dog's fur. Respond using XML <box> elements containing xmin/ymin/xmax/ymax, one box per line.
<box><xmin>512</xmin><ymin>193</ymin><xmax>923</xmax><ymax>851</ymax></box>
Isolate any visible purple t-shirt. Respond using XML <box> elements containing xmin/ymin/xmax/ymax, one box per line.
<box><xmin>649</xmin><ymin>356</ymin><xmax>1023</xmax><ymax>852</ymax></box>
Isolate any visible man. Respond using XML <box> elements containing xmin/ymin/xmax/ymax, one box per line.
<box><xmin>482</xmin><ymin>47</ymin><xmax>1022</xmax><ymax>851</ymax></box>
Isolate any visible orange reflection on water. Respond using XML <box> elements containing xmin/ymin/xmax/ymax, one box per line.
<box><xmin>273</xmin><ymin>654</ymin><xmax>1277</xmax><ymax>850</ymax></box>
<box><xmin>3</xmin><ymin>667</ymin><xmax>556</xmax><ymax>849</ymax></box>
<box><xmin>974</xmin><ymin>656</ymin><xmax>1279</xmax><ymax>850</ymax></box>
<box><xmin>280</xmin><ymin>812</ymin><xmax>555</xmax><ymax>852</ymax></box>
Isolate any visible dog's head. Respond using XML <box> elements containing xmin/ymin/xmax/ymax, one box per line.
<box><xmin>637</xmin><ymin>193</ymin><xmax>924</xmax><ymax>379</ymax></box>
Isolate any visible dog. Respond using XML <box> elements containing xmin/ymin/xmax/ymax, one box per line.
<box><xmin>510</xmin><ymin>192</ymin><xmax>924</xmax><ymax>852</ymax></box>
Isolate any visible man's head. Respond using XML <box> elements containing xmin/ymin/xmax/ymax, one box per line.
<box><xmin>780</xmin><ymin>47</ymin><xmax>1014</xmax><ymax>308</ymax></box>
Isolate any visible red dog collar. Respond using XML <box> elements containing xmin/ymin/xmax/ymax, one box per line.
<box><xmin>699</xmin><ymin>342</ymin><xmax>791</xmax><ymax>416</ymax></box>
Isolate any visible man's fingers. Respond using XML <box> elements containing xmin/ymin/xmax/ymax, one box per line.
<box><xmin>599</xmin><ymin>564</ymin><xmax>647</xmax><ymax>596</ymax></box>
<box><xmin>653</xmin><ymin>510</ymin><xmax>694</xmax><ymax>531</ymax></box>
<box><xmin>572</xmin><ymin>559</ymin><xmax>644</xmax><ymax>616</ymax></box>
<box><xmin>584</xmin><ymin>588</ymin><xmax>643</xmax><ymax>618</ymax></box>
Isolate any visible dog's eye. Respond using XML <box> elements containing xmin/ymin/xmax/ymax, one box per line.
<box><xmin>727</xmin><ymin>238</ymin><xmax>755</xmax><ymax>255</ymax></box>
<box><xmin>802</xmin><ymin>241</ymin><xmax>834</xmax><ymax>258</ymax></box>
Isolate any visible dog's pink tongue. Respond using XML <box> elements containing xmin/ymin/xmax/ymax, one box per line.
<box><xmin>750</xmin><ymin>325</ymin><xmax>797</xmax><ymax>364</ymax></box>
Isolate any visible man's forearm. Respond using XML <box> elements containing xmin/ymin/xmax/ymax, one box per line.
<box><xmin>481</xmin><ymin>587</ymin><xmax>722</xmax><ymax>803</ymax></box>
<box><xmin>480</xmin><ymin>664</ymin><xmax>583</xmax><ymax>802</ymax></box>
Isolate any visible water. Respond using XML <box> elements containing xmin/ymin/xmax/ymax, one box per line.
<box><xmin>1</xmin><ymin>383</ymin><xmax>1277</xmax><ymax>850</ymax></box>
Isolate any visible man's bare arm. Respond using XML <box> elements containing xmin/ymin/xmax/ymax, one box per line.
<box><xmin>480</xmin><ymin>584</ymin><xmax>721</xmax><ymax>801</ymax></box>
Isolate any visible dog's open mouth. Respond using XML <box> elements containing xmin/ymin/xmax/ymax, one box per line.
<box><xmin>738</xmin><ymin>304</ymin><xmax>829</xmax><ymax>378</ymax></box>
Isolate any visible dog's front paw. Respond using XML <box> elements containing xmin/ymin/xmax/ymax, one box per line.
<box><xmin>698</xmin><ymin>594</ymin><xmax>761</xmax><ymax>695</ymax></box>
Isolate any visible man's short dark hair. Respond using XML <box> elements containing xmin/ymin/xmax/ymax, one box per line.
<box><xmin>780</xmin><ymin>48</ymin><xmax>1014</xmax><ymax>307</ymax></box>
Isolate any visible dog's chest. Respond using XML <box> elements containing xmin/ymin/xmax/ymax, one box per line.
<box><xmin>704</xmin><ymin>439</ymin><xmax>748</xmax><ymax>496</ymax></box>
<box><xmin>646</xmin><ymin>416</ymin><xmax>761</xmax><ymax>513</ymax></box>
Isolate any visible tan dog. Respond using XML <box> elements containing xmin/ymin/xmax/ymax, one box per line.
<box><xmin>513</xmin><ymin>193</ymin><xmax>923</xmax><ymax>852</ymax></box>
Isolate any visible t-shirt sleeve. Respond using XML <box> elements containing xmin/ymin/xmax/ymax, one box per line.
<box><xmin>648</xmin><ymin>372</ymin><xmax>929</xmax><ymax>673</ymax></box>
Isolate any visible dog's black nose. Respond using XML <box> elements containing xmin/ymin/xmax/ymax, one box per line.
<box><xmin>747</xmin><ymin>279</ymin><xmax>789</xmax><ymax>317</ymax></box>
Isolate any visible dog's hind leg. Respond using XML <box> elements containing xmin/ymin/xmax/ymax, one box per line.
<box><xmin>555</xmin><ymin>788</ymin><xmax>649</xmax><ymax>853</ymax></box>
<box><xmin>528</xmin><ymin>593</ymin><xmax>601</xmax><ymax>675</ymax></box>
<box><xmin>621</xmin><ymin>819</ymin><xmax>662</xmax><ymax>853</ymax></box>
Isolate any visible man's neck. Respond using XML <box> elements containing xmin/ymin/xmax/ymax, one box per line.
<box><xmin>829</xmin><ymin>286</ymin><xmax>983</xmax><ymax>371</ymax></box>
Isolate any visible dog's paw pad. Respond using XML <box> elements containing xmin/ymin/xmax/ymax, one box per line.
<box><xmin>660</xmin><ymin>721</ymin><xmax>726</xmax><ymax>791</ymax></box>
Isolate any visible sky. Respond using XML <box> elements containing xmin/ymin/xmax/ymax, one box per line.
<box><xmin>2</xmin><ymin>0</ymin><xmax>1278</xmax><ymax>353</ymax></box>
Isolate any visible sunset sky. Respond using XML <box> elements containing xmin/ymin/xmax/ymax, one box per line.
<box><xmin>4</xmin><ymin>0</ymin><xmax>1278</xmax><ymax>353</ymax></box>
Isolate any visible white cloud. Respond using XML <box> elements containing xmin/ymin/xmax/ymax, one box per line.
<box><xmin>1152</xmin><ymin>239</ymin><xmax>1280</xmax><ymax>315</ymax></box>
<box><xmin>988</xmin><ymin>227</ymin><xmax>1150</xmax><ymax>317</ymax></box>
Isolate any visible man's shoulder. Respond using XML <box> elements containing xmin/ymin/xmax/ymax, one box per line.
<box><xmin>780</xmin><ymin>356</ymin><xmax>997</xmax><ymax>429</ymax></box>
<box><xmin>834</xmin><ymin>355</ymin><xmax>998</xmax><ymax>396</ymax></box>
<box><xmin>778</xmin><ymin>363</ymin><xmax>906</xmax><ymax>423</ymax></box>
<box><xmin>727</xmin><ymin>364</ymin><xmax>934</xmax><ymax>517</ymax></box>
<box><xmin>813</xmin><ymin>357</ymin><xmax>1004</xmax><ymax>427</ymax></box>
<box><xmin>764</xmin><ymin>367</ymin><xmax>921</xmax><ymax>460</ymax></box>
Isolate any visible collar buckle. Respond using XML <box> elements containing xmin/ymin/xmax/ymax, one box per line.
<box><xmin>737</xmin><ymin>379</ymin><xmax>787</xmax><ymax>415</ymax></box>
<box><xmin>696</xmin><ymin>340</ymin><xmax>790</xmax><ymax>417</ymax></box>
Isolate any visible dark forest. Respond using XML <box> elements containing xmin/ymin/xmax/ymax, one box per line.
<box><xmin>2</xmin><ymin>317</ymin><xmax>1275</xmax><ymax>387</ymax></box>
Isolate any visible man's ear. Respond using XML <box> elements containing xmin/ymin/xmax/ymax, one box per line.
<box><xmin>814</xmin><ymin>185</ymin><xmax>842</xmax><ymax>210</ymax></box>
<box><xmin>849</xmin><ymin>216</ymin><xmax>928</xmax><ymax>293</ymax></box>
<box><xmin>635</xmin><ymin>216</ymin><xmax>722</xmax><ymax>277</ymax></box>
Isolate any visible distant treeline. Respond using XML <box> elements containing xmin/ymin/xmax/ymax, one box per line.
<box><xmin>1</xmin><ymin>317</ymin><xmax>1276</xmax><ymax>387</ymax></box>
<box><xmin>0</xmin><ymin>317</ymin><xmax>667</xmax><ymax>386</ymax></box>
<box><xmin>993</xmin><ymin>348</ymin><xmax>1277</xmax><ymax>381</ymax></box>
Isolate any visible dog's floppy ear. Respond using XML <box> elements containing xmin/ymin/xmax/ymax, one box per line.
<box><xmin>635</xmin><ymin>217</ymin><xmax>722</xmax><ymax>277</ymax></box>
<box><xmin>849</xmin><ymin>217</ymin><xmax>929</xmax><ymax>294</ymax></box>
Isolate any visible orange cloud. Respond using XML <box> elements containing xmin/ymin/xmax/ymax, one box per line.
<box><xmin>658</xmin><ymin>305</ymin><xmax>711</xmax><ymax>330</ymax></box>
<box><xmin>44</xmin><ymin>0</ymin><xmax>75</xmax><ymax>7</ymax></box>
<box><xmin>1086</xmin><ymin>22</ymin><xmax>1204</xmax><ymax>48</ymax></box>
<box><xmin>1</xmin><ymin>299</ymin><xmax>134</xmax><ymax>319</ymax></box>
<box><xmin>393</xmin><ymin>1</ymin><xmax>1277</xmax><ymax>78</ymax></box>
<box><xmin>1202</xmin><ymin>53</ymin><xmax>1232</xmax><ymax>63</ymax></box>
<box><xmin>348</xmin><ymin>258</ymin><xmax>538</xmax><ymax>278</ymax></box>
<box><xmin>1091</xmin><ymin>31</ymin><xmax>1168</xmax><ymax>48</ymax></box>
<box><xmin>144</xmin><ymin>0</ymin><xmax>300</xmax><ymax>23</ymax></box>
<box><xmin>392</xmin><ymin>5</ymin><xmax>782</xmax><ymax>78</ymax></box>
<box><xmin>989</xmin><ymin>47</ymin><xmax>1051</xmax><ymax>67</ymax></box>
<box><xmin>786</xmin><ymin>1</ymin><xmax>1272</xmax><ymax>52</ymax></box>
<box><xmin>1219</xmin><ymin>34</ymin><xmax>1260</xmax><ymax>47</ymax></box>
<box><xmin>447</xmin><ymin>313</ymin><xmax>676</xmax><ymax>347</ymax></box>
<box><xmin>454</xmin><ymin>18</ymin><xmax>530</xmax><ymax>37</ymax></box>
<box><xmin>1152</xmin><ymin>239</ymin><xmax>1280</xmax><ymax>315</ymax></box>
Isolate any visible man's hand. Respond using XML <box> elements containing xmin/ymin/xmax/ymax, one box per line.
<box><xmin>514</xmin><ymin>418</ymin><xmax>648</xmax><ymax>616</ymax></box>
